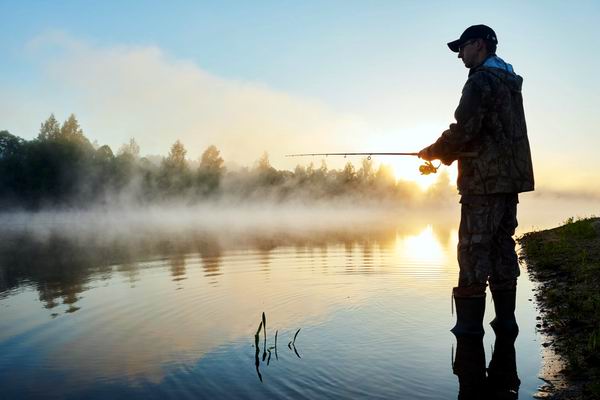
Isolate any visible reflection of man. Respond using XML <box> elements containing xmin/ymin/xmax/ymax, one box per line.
<box><xmin>419</xmin><ymin>25</ymin><xmax>534</xmax><ymax>336</ymax></box>
<box><xmin>453</xmin><ymin>333</ymin><xmax>520</xmax><ymax>399</ymax></box>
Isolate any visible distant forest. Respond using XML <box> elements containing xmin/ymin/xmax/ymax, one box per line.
<box><xmin>0</xmin><ymin>114</ymin><xmax>453</xmax><ymax>209</ymax></box>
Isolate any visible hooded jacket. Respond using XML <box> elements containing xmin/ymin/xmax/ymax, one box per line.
<box><xmin>427</xmin><ymin>55</ymin><xmax>535</xmax><ymax>195</ymax></box>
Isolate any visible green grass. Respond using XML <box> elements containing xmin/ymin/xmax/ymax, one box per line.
<box><xmin>519</xmin><ymin>216</ymin><xmax>600</xmax><ymax>399</ymax></box>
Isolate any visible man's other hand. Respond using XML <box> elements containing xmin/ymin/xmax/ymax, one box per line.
<box><xmin>418</xmin><ymin>146</ymin><xmax>434</xmax><ymax>161</ymax></box>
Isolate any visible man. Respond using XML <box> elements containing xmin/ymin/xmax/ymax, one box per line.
<box><xmin>419</xmin><ymin>25</ymin><xmax>534</xmax><ymax>337</ymax></box>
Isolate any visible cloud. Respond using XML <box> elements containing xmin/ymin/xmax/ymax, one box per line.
<box><xmin>4</xmin><ymin>31</ymin><xmax>598</xmax><ymax>193</ymax></box>
<box><xmin>21</xmin><ymin>31</ymin><xmax>368</xmax><ymax>168</ymax></box>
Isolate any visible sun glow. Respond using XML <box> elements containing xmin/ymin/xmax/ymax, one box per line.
<box><xmin>380</xmin><ymin>156</ymin><xmax>458</xmax><ymax>192</ymax></box>
<box><xmin>394</xmin><ymin>225</ymin><xmax>447</xmax><ymax>270</ymax></box>
<box><xmin>388</xmin><ymin>158</ymin><xmax>438</xmax><ymax>191</ymax></box>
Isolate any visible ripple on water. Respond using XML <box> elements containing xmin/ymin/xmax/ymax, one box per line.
<box><xmin>0</xmin><ymin>229</ymin><xmax>542</xmax><ymax>399</ymax></box>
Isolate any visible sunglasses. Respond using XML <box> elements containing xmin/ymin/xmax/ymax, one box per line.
<box><xmin>458</xmin><ymin>39</ymin><xmax>478</xmax><ymax>52</ymax></box>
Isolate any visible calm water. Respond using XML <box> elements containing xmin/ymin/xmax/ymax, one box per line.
<box><xmin>0</xmin><ymin>199</ymin><xmax>596</xmax><ymax>399</ymax></box>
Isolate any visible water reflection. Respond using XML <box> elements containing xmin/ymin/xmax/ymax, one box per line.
<box><xmin>0</xmin><ymin>215</ymin><xmax>541</xmax><ymax>399</ymax></box>
<box><xmin>396</xmin><ymin>225</ymin><xmax>447</xmax><ymax>266</ymax></box>
<box><xmin>0</xmin><ymin>234</ymin><xmax>104</xmax><ymax>312</ymax></box>
<box><xmin>198</xmin><ymin>238</ymin><xmax>222</xmax><ymax>283</ymax></box>
<box><xmin>117</xmin><ymin>261</ymin><xmax>141</xmax><ymax>287</ymax></box>
<box><xmin>170</xmin><ymin>254</ymin><xmax>187</xmax><ymax>283</ymax></box>
<box><xmin>253</xmin><ymin>313</ymin><xmax>303</xmax><ymax>383</ymax></box>
<box><xmin>0</xmin><ymin>223</ymin><xmax>458</xmax><ymax>312</ymax></box>
<box><xmin>453</xmin><ymin>333</ymin><xmax>521</xmax><ymax>399</ymax></box>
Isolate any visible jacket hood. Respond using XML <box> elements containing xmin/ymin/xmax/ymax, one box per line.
<box><xmin>477</xmin><ymin>55</ymin><xmax>523</xmax><ymax>92</ymax></box>
<box><xmin>482</xmin><ymin>55</ymin><xmax>515</xmax><ymax>73</ymax></box>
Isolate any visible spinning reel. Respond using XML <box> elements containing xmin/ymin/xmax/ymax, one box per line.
<box><xmin>418</xmin><ymin>160</ymin><xmax>441</xmax><ymax>175</ymax></box>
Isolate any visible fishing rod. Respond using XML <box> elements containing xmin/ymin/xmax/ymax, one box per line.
<box><xmin>285</xmin><ymin>152</ymin><xmax>477</xmax><ymax>175</ymax></box>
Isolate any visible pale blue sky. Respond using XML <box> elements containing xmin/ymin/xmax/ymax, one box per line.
<box><xmin>1</xmin><ymin>1</ymin><xmax>599</xmax><ymax>193</ymax></box>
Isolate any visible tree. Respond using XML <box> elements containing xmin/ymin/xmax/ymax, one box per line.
<box><xmin>113</xmin><ymin>138</ymin><xmax>140</xmax><ymax>190</ymax></box>
<box><xmin>117</xmin><ymin>138</ymin><xmax>140</xmax><ymax>159</ymax></box>
<box><xmin>95</xmin><ymin>145</ymin><xmax>114</xmax><ymax>160</ymax></box>
<box><xmin>0</xmin><ymin>130</ymin><xmax>24</xmax><ymax>159</ymax></box>
<box><xmin>293</xmin><ymin>164</ymin><xmax>307</xmax><ymax>182</ymax></box>
<box><xmin>26</xmin><ymin>114</ymin><xmax>94</xmax><ymax>204</ymax></box>
<box><xmin>306</xmin><ymin>160</ymin><xmax>328</xmax><ymax>181</ymax></box>
<box><xmin>0</xmin><ymin>131</ymin><xmax>26</xmax><ymax>202</ymax></box>
<box><xmin>60</xmin><ymin>114</ymin><xmax>82</xmax><ymax>139</ymax></box>
<box><xmin>357</xmin><ymin>157</ymin><xmax>375</xmax><ymax>185</ymax></box>
<box><xmin>39</xmin><ymin>114</ymin><xmax>94</xmax><ymax>153</ymax></box>
<box><xmin>58</xmin><ymin>114</ymin><xmax>93</xmax><ymax>150</ymax></box>
<box><xmin>89</xmin><ymin>145</ymin><xmax>116</xmax><ymax>196</ymax></box>
<box><xmin>159</xmin><ymin>139</ymin><xmax>191</xmax><ymax>196</ymax></box>
<box><xmin>255</xmin><ymin>151</ymin><xmax>272</xmax><ymax>172</ymax></box>
<box><xmin>340</xmin><ymin>161</ymin><xmax>356</xmax><ymax>184</ymax></box>
<box><xmin>165</xmin><ymin>140</ymin><xmax>187</xmax><ymax>170</ymax></box>
<box><xmin>198</xmin><ymin>145</ymin><xmax>225</xmax><ymax>174</ymax></box>
<box><xmin>38</xmin><ymin>114</ymin><xmax>60</xmax><ymax>141</ymax></box>
<box><xmin>253</xmin><ymin>152</ymin><xmax>282</xmax><ymax>186</ymax></box>
<box><xmin>197</xmin><ymin>145</ymin><xmax>225</xmax><ymax>195</ymax></box>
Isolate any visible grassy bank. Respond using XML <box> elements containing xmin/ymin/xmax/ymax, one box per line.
<box><xmin>519</xmin><ymin>217</ymin><xmax>600</xmax><ymax>399</ymax></box>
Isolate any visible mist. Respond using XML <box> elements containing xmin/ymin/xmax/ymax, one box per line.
<box><xmin>0</xmin><ymin>114</ymin><xmax>461</xmax><ymax>213</ymax></box>
<box><xmin>1</xmin><ymin>114</ymin><xmax>598</xmax><ymax>249</ymax></box>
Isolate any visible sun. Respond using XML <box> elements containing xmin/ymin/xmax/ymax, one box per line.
<box><xmin>387</xmin><ymin>158</ymin><xmax>439</xmax><ymax>190</ymax></box>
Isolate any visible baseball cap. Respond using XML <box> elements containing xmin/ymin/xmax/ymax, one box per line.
<box><xmin>447</xmin><ymin>25</ymin><xmax>498</xmax><ymax>52</ymax></box>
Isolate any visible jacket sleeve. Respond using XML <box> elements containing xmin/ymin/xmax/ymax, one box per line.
<box><xmin>426</xmin><ymin>75</ymin><xmax>487</xmax><ymax>164</ymax></box>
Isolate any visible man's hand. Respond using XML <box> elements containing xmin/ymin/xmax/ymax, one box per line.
<box><xmin>441</xmin><ymin>156</ymin><xmax>455</xmax><ymax>166</ymax></box>
<box><xmin>420</xmin><ymin>145</ymin><xmax>457</xmax><ymax>166</ymax></box>
<box><xmin>418</xmin><ymin>146</ymin><xmax>434</xmax><ymax>161</ymax></box>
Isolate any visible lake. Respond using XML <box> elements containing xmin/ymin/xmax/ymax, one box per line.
<box><xmin>0</xmin><ymin>196</ymin><xmax>597</xmax><ymax>399</ymax></box>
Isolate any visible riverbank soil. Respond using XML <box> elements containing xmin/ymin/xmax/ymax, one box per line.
<box><xmin>519</xmin><ymin>217</ymin><xmax>600</xmax><ymax>399</ymax></box>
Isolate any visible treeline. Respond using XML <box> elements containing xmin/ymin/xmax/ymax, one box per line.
<box><xmin>0</xmin><ymin>114</ymin><xmax>452</xmax><ymax>209</ymax></box>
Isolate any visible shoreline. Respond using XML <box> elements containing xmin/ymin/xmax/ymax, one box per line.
<box><xmin>518</xmin><ymin>217</ymin><xmax>600</xmax><ymax>400</ymax></box>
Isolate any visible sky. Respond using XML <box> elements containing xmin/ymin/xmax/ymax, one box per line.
<box><xmin>1</xmin><ymin>0</ymin><xmax>599</xmax><ymax>194</ymax></box>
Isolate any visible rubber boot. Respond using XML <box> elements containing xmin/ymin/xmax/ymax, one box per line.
<box><xmin>490</xmin><ymin>289</ymin><xmax>519</xmax><ymax>336</ymax></box>
<box><xmin>451</xmin><ymin>291</ymin><xmax>486</xmax><ymax>337</ymax></box>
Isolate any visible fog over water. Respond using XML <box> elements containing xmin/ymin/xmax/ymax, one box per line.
<box><xmin>0</xmin><ymin>192</ymin><xmax>597</xmax><ymax>399</ymax></box>
<box><xmin>1</xmin><ymin>191</ymin><xmax>597</xmax><ymax>241</ymax></box>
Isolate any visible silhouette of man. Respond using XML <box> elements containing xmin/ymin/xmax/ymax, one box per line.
<box><xmin>419</xmin><ymin>25</ymin><xmax>534</xmax><ymax>336</ymax></box>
